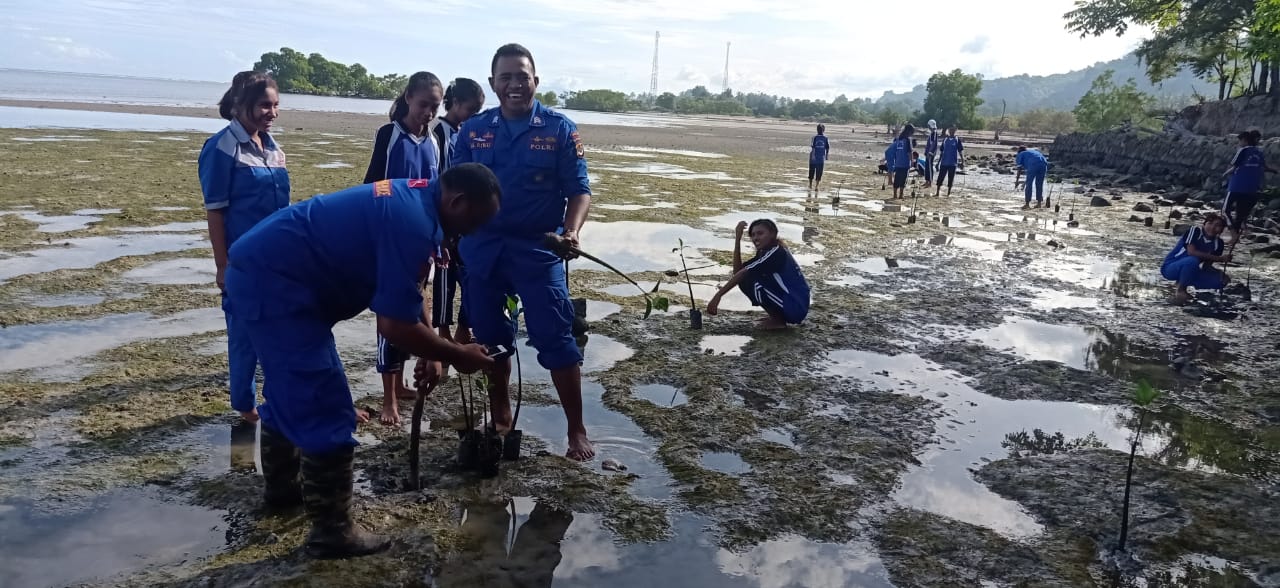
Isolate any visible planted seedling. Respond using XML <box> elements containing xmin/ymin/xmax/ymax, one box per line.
<box><xmin>501</xmin><ymin>295</ymin><xmax>525</xmax><ymax>461</ymax></box>
<box><xmin>407</xmin><ymin>381</ymin><xmax>438</xmax><ymax>490</ymax></box>
<box><xmin>543</xmin><ymin>233</ymin><xmax>669</xmax><ymax>317</ymax></box>
<box><xmin>1115</xmin><ymin>379</ymin><xmax>1161</xmax><ymax>554</ymax></box>
<box><xmin>673</xmin><ymin>238</ymin><xmax>702</xmax><ymax>329</ymax></box>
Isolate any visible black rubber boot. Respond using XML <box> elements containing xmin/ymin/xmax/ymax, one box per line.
<box><xmin>259</xmin><ymin>425</ymin><xmax>302</xmax><ymax>509</ymax></box>
<box><xmin>301</xmin><ymin>446</ymin><xmax>390</xmax><ymax>559</ymax></box>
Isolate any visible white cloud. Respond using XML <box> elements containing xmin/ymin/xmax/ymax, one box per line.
<box><xmin>40</xmin><ymin>36</ymin><xmax>111</xmax><ymax>61</ymax></box>
<box><xmin>961</xmin><ymin>35</ymin><xmax>990</xmax><ymax>54</ymax></box>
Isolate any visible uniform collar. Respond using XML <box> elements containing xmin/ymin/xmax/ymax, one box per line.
<box><xmin>393</xmin><ymin>120</ymin><xmax>430</xmax><ymax>144</ymax></box>
<box><xmin>489</xmin><ymin>100</ymin><xmax>548</xmax><ymax>128</ymax></box>
<box><xmin>228</xmin><ymin>118</ymin><xmax>277</xmax><ymax>150</ymax></box>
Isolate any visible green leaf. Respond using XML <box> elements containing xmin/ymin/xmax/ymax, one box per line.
<box><xmin>653</xmin><ymin>296</ymin><xmax>670</xmax><ymax>312</ymax></box>
<box><xmin>1133</xmin><ymin>380</ymin><xmax>1159</xmax><ymax>407</ymax></box>
<box><xmin>505</xmin><ymin>295</ymin><xmax>519</xmax><ymax>317</ymax></box>
<box><xmin>643</xmin><ymin>298</ymin><xmax>653</xmax><ymax>319</ymax></box>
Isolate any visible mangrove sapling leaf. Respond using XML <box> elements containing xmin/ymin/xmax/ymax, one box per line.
<box><xmin>1116</xmin><ymin>379</ymin><xmax>1162</xmax><ymax>554</ymax></box>
<box><xmin>644</xmin><ymin>298</ymin><xmax>653</xmax><ymax>319</ymax></box>
<box><xmin>653</xmin><ymin>297</ymin><xmax>670</xmax><ymax>312</ymax></box>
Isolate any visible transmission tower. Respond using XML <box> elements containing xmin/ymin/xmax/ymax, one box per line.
<box><xmin>722</xmin><ymin>42</ymin><xmax>731</xmax><ymax>91</ymax></box>
<box><xmin>650</xmin><ymin>31</ymin><xmax>660</xmax><ymax>99</ymax></box>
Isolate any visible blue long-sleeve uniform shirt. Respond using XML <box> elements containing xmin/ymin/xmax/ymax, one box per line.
<box><xmin>198</xmin><ymin>119</ymin><xmax>291</xmax><ymax>245</ymax></box>
<box><xmin>1016</xmin><ymin>148</ymin><xmax>1049</xmax><ymax>172</ymax></box>
<box><xmin>363</xmin><ymin>121</ymin><xmax>439</xmax><ymax>184</ymax></box>
<box><xmin>450</xmin><ymin>101</ymin><xmax>591</xmax><ymax>278</ymax></box>
<box><xmin>810</xmin><ymin>135</ymin><xmax>830</xmax><ymax>163</ymax></box>
<box><xmin>940</xmin><ymin>136</ymin><xmax>963</xmax><ymax>166</ymax></box>
<box><xmin>925</xmin><ymin>129</ymin><xmax>938</xmax><ymax>156</ymax></box>
<box><xmin>227</xmin><ymin>178</ymin><xmax>443</xmax><ymax>325</ymax></box>
<box><xmin>892</xmin><ymin>138</ymin><xmax>912</xmax><ymax>169</ymax></box>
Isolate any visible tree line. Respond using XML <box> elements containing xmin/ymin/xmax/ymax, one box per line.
<box><xmin>254</xmin><ymin>48</ymin><xmax>409</xmax><ymax>99</ymax></box>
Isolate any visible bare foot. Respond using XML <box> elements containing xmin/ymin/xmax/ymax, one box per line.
<box><xmin>1171</xmin><ymin>291</ymin><xmax>1191</xmax><ymax>306</ymax></box>
<box><xmin>380</xmin><ymin>397</ymin><xmax>400</xmax><ymax>426</ymax></box>
<box><xmin>755</xmin><ymin>316</ymin><xmax>787</xmax><ymax>330</ymax></box>
<box><xmin>566</xmin><ymin>430</ymin><xmax>595</xmax><ymax>461</ymax></box>
<box><xmin>489</xmin><ymin>396</ymin><xmax>513</xmax><ymax>434</ymax></box>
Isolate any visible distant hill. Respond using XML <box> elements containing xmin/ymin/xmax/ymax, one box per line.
<box><xmin>876</xmin><ymin>52</ymin><xmax>1205</xmax><ymax>115</ymax></box>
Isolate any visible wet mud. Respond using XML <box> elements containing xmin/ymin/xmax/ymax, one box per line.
<box><xmin>0</xmin><ymin>118</ymin><xmax>1277</xmax><ymax>587</ymax></box>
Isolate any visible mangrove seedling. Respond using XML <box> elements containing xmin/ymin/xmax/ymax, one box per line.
<box><xmin>1116</xmin><ymin>379</ymin><xmax>1161</xmax><ymax>553</ymax></box>
<box><xmin>543</xmin><ymin>232</ymin><xmax>669</xmax><ymax>317</ymax></box>
<box><xmin>501</xmin><ymin>295</ymin><xmax>526</xmax><ymax>461</ymax></box>
<box><xmin>673</xmin><ymin>238</ymin><xmax>702</xmax><ymax>329</ymax></box>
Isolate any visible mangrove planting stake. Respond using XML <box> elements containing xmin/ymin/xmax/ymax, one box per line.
<box><xmin>674</xmin><ymin>238</ymin><xmax>701</xmax><ymax>329</ymax></box>
<box><xmin>408</xmin><ymin>381</ymin><xmax>439</xmax><ymax>490</ymax></box>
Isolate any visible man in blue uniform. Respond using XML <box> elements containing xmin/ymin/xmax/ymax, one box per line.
<box><xmin>808</xmin><ymin>124</ymin><xmax>830</xmax><ymax>190</ymax></box>
<box><xmin>224</xmin><ymin>164</ymin><xmax>500</xmax><ymax>559</ymax></box>
<box><xmin>1015</xmin><ymin>145</ymin><xmax>1049</xmax><ymax>209</ymax></box>
<box><xmin>451</xmin><ymin>43</ymin><xmax>596</xmax><ymax>461</ymax></box>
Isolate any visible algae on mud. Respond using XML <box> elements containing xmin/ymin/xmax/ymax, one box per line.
<box><xmin>1</xmin><ymin>115</ymin><xmax>1278</xmax><ymax>587</ymax></box>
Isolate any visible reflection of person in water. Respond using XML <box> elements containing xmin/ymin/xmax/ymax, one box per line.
<box><xmin>437</xmin><ymin>499</ymin><xmax>573</xmax><ymax>588</ymax></box>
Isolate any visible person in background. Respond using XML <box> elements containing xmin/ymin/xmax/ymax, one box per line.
<box><xmin>935</xmin><ymin>125</ymin><xmax>963</xmax><ymax>197</ymax></box>
<box><xmin>890</xmin><ymin>124</ymin><xmax>915</xmax><ymax>199</ymax></box>
<box><xmin>429</xmin><ymin>78</ymin><xmax>486</xmax><ymax>378</ymax></box>
<box><xmin>1161</xmin><ymin>213</ymin><xmax>1232</xmax><ymax>305</ymax></box>
<box><xmin>362</xmin><ymin>71</ymin><xmax>444</xmax><ymax>426</ymax></box>
<box><xmin>1015</xmin><ymin>145</ymin><xmax>1049</xmax><ymax>209</ymax></box>
<box><xmin>706</xmin><ymin>219</ymin><xmax>810</xmax><ymax>330</ymax></box>
<box><xmin>912</xmin><ymin>150</ymin><xmax>927</xmax><ymax>179</ymax></box>
<box><xmin>1222</xmin><ymin>129</ymin><xmax>1274</xmax><ymax>245</ymax></box>
<box><xmin>224</xmin><ymin>166</ymin><xmax>501</xmax><ymax>559</ymax></box>
<box><xmin>451</xmin><ymin>43</ymin><xmax>596</xmax><ymax>461</ymax></box>
<box><xmin>923</xmin><ymin>119</ymin><xmax>938</xmax><ymax>189</ymax></box>
<box><xmin>198</xmin><ymin>71</ymin><xmax>290</xmax><ymax>425</ymax></box>
<box><xmin>808</xmin><ymin>124</ymin><xmax>830</xmax><ymax>190</ymax></box>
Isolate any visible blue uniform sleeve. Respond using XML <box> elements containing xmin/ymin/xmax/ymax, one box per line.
<box><xmin>744</xmin><ymin>244</ymin><xmax>786</xmax><ymax>279</ymax></box>
<box><xmin>370</xmin><ymin>191</ymin><xmax>433</xmax><ymax>324</ymax></box>
<box><xmin>450</xmin><ymin>121</ymin><xmax>473</xmax><ymax>168</ymax></box>
<box><xmin>559</xmin><ymin>119</ymin><xmax>591</xmax><ymax>197</ymax></box>
<box><xmin>198</xmin><ymin>134</ymin><xmax>233</xmax><ymax>210</ymax></box>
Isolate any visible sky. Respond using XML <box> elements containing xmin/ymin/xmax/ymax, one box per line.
<box><xmin>0</xmin><ymin>0</ymin><xmax>1149</xmax><ymax>100</ymax></box>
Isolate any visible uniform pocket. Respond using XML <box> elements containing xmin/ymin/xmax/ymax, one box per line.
<box><xmin>522</xmin><ymin>150</ymin><xmax>557</xmax><ymax>191</ymax></box>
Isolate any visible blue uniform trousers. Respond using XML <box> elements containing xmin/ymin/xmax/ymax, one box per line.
<box><xmin>1024</xmin><ymin>166</ymin><xmax>1046</xmax><ymax>203</ymax></box>
<box><xmin>463</xmin><ymin>239</ymin><xmax>582</xmax><ymax>371</ymax></box>
<box><xmin>222</xmin><ymin>297</ymin><xmax>259</xmax><ymax>413</ymax></box>
<box><xmin>1161</xmin><ymin>256</ymin><xmax>1227</xmax><ymax>290</ymax></box>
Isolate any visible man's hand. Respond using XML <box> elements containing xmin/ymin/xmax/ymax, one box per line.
<box><xmin>216</xmin><ymin>265</ymin><xmax>226</xmax><ymax>291</ymax></box>
<box><xmin>413</xmin><ymin>358</ymin><xmax>444</xmax><ymax>390</ymax></box>
<box><xmin>562</xmin><ymin>229</ymin><xmax>581</xmax><ymax>260</ymax></box>
<box><xmin>735</xmin><ymin>221</ymin><xmax>748</xmax><ymax>239</ymax></box>
<box><xmin>239</xmin><ymin>408</ymin><xmax>259</xmax><ymax>423</ymax></box>
<box><xmin>452</xmin><ymin>343</ymin><xmax>495</xmax><ymax>374</ymax></box>
<box><xmin>706</xmin><ymin>295</ymin><xmax>721</xmax><ymax>316</ymax></box>
<box><xmin>1221</xmin><ymin>253</ymin><xmax>1234</xmax><ymax>264</ymax></box>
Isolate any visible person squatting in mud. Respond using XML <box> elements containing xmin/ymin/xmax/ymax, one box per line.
<box><xmin>450</xmin><ymin>43</ymin><xmax>597</xmax><ymax>462</ymax></box>
<box><xmin>1161</xmin><ymin>213</ymin><xmax>1232</xmax><ymax>306</ymax></box>
<box><xmin>707</xmin><ymin>219</ymin><xmax>811</xmax><ymax>330</ymax></box>
<box><xmin>222</xmin><ymin>166</ymin><xmax>500</xmax><ymax>558</ymax></box>
<box><xmin>1222</xmin><ymin>129</ymin><xmax>1275</xmax><ymax>246</ymax></box>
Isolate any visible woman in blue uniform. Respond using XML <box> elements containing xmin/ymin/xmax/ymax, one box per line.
<box><xmin>1222</xmin><ymin>130</ymin><xmax>1273</xmax><ymax>245</ymax></box>
<box><xmin>934</xmin><ymin>126</ymin><xmax>963</xmax><ymax>197</ymax></box>
<box><xmin>1161</xmin><ymin>213</ymin><xmax>1232</xmax><ymax>305</ymax></box>
<box><xmin>890</xmin><ymin>125</ymin><xmax>915</xmax><ymax>199</ymax></box>
<box><xmin>198</xmin><ymin>71</ymin><xmax>290</xmax><ymax>424</ymax></box>
<box><xmin>706</xmin><ymin>219</ymin><xmax>811</xmax><ymax>329</ymax></box>
<box><xmin>363</xmin><ymin>71</ymin><xmax>445</xmax><ymax>426</ymax></box>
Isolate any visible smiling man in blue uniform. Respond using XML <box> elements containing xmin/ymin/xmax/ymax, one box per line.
<box><xmin>224</xmin><ymin>164</ymin><xmax>500</xmax><ymax>559</ymax></box>
<box><xmin>451</xmin><ymin>43</ymin><xmax>596</xmax><ymax>461</ymax></box>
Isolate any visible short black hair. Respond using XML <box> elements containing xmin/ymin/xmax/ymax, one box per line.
<box><xmin>441</xmin><ymin>163</ymin><xmax>502</xmax><ymax>205</ymax></box>
<box><xmin>817</xmin><ymin>124</ymin><xmax>825</xmax><ymax>133</ymax></box>
<box><xmin>491</xmin><ymin>43</ymin><xmax>536</xmax><ymax>75</ymax></box>
<box><xmin>445</xmin><ymin>78</ymin><xmax>484</xmax><ymax>110</ymax></box>
<box><xmin>749</xmin><ymin>218</ymin><xmax>779</xmax><ymax>236</ymax></box>
<box><xmin>898</xmin><ymin>124</ymin><xmax>915</xmax><ymax>140</ymax></box>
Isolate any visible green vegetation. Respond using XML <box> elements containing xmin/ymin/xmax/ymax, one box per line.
<box><xmin>536</xmin><ymin>91</ymin><xmax>559</xmax><ymax>107</ymax></box>
<box><xmin>253</xmin><ymin>48</ymin><xmax>408</xmax><ymax>99</ymax></box>
<box><xmin>1014</xmin><ymin>108</ymin><xmax>1078</xmax><ymax>136</ymax></box>
<box><xmin>563</xmin><ymin>89</ymin><xmax>638</xmax><ymax>112</ymax></box>
<box><xmin>1066</xmin><ymin>0</ymin><xmax>1279</xmax><ymax>100</ymax></box>
<box><xmin>1073</xmin><ymin>70</ymin><xmax>1156</xmax><ymax>132</ymax></box>
<box><xmin>919</xmin><ymin>69</ymin><xmax>985</xmax><ymax>129</ymax></box>
<box><xmin>1117</xmin><ymin>380</ymin><xmax>1161</xmax><ymax>553</ymax></box>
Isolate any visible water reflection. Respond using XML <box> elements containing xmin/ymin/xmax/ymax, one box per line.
<box><xmin>435</xmin><ymin>497</ymin><xmax>573</xmax><ymax>588</ymax></box>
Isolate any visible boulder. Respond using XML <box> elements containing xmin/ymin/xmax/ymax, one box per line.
<box><xmin>1090</xmin><ymin>196</ymin><xmax>1112</xmax><ymax>207</ymax></box>
<box><xmin>1157</xmin><ymin>199</ymin><xmax>1176</xmax><ymax>207</ymax></box>
<box><xmin>1133</xmin><ymin>203</ymin><xmax>1155</xmax><ymax>213</ymax></box>
<box><xmin>1112</xmin><ymin>195</ymin><xmax>1123</xmax><ymax>201</ymax></box>
<box><xmin>1109</xmin><ymin>190</ymin><xmax>1122</xmax><ymax>196</ymax></box>
<box><xmin>1173</xmin><ymin>223</ymin><xmax>1192</xmax><ymax>236</ymax></box>
<box><xmin>1139</xmin><ymin>181</ymin><xmax>1158</xmax><ymax>192</ymax></box>
<box><xmin>1128</xmin><ymin>215</ymin><xmax>1143</xmax><ymax>222</ymax></box>
<box><xmin>1169</xmin><ymin>210</ymin><xmax>1184</xmax><ymax>219</ymax></box>
<box><xmin>1072</xmin><ymin>186</ymin><xmax>1087</xmax><ymax>194</ymax></box>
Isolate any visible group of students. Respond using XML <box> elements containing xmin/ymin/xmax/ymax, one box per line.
<box><xmin>1160</xmin><ymin>129</ymin><xmax>1273</xmax><ymax>304</ymax></box>
<box><xmin>865</xmin><ymin>120</ymin><xmax>965</xmax><ymax>198</ymax></box>
<box><xmin>197</xmin><ymin>43</ymin><xmax>810</xmax><ymax>559</ymax></box>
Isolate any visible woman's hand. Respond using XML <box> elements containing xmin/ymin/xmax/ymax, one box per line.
<box><xmin>735</xmin><ymin>221</ymin><xmax>748</xmax><ymax>239</ymax></box>
<box><xmin>706</xmin><ymin>295</ymin><xmax>721</xmax><ymax>316</ymax></box>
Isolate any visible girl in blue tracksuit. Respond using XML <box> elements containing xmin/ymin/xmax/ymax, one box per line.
<box><xmin>362</xmin><ymin>71</ymin><xmax>444</xmax><ymax>426</ymax></box>
<box><xmin>890</xmin><ymin>125</ymin><xmax>915</xmax><ymax>199</ymax></box>
<box><xmin>198</xmin><ymin>71</ymin><xmax>290</xmax><ymax>423</ymax></box>
<box><xmin>1222</xmin><ymin>130</ymin><xmax>1274</xmax><ymax>245</ymax></box>
<box><xmin>706</xmin><ymin>219</ymin><xmax>811</xmax><ymax>329</ymax></box>
<box><xmin>934</xmin><ymin>126</ymin><xmax>963</xmax><ymax>196</ymax></box>
<box><xmin>1161</xmin><ymin>213</ymin><xmax>1231</xmax><ymax>305</ymax></box>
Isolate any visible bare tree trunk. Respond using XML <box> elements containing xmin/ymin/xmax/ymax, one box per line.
<box><xmin>1271</xmin><ymin>64</ymin><xmax>1280</xmax><ymax>96</ymax></box>
<box><xmin>1220</xmin><ymin>77</ymin><xmax>1228</xmax><ymax>100</ymax></box>
<box><xmin>1261</xmin><ymin>61</ymin><xmax>1270</xmax><ymax>95</ymax></box>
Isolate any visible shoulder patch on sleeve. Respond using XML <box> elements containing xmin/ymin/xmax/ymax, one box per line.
<box><xmin>407</xmin><ymin>179</ymin><xmax>429</xmax><ymax>188</ymax></box>
<box><xmin>572</xmin><ymin>131</ymin><xmax>584</xmax><ymax>158</ymax></box>
<box><xmin>373</xmin><ymin>180</ymin><xmax>393</xmax><ymax>197</ymax></box>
